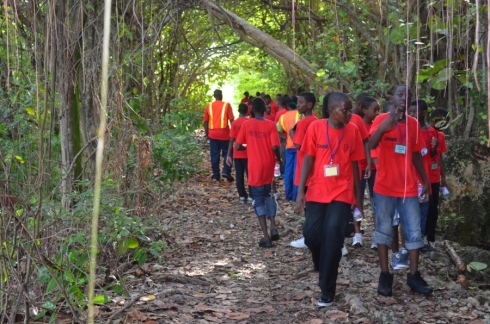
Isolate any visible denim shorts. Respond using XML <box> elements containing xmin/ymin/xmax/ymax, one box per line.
<box><xmin>250</xmin><ymin>184</ymin><xmax>277</xmax><ymax>218</ymax></box>
<box><xmin>373</xmin><ymin>193</ymin><xmax>424</xmax><ymax>250</ymax></box>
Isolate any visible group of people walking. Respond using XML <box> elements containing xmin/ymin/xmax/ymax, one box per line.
<box><xmin>203</xmin><ymin>86</ymin><xmax>449</xmax><ymax>306</ymax></box>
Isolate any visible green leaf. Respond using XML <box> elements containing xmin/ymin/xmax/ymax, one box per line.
<box><xmin>45</xmin><ymin>278</ymin><xmax>58</xmax><ymax>295</ymax></box>
<box><xmin>128</xmin><ymin>237</ymin><xmax>139</xmax><ymax>249</ymax></box>
<box><xmin>93</xmin><ymin>295</ymin><xmax>110</xmax><ymax>305</ymax></box>
<box><xmin>42</xmin><ymin>300</ymin><xmax>56</xmax><ymax>310</ymax></box>
<box><xmin>436</xmin><ymin>68</ymin><xmax>454</xmax><ymax>82</ymax></box>
<box><xmin>14</xmin><ymin>155</ymin><xmax>25</xmax><ymax>164</ymax></box>
<box><xmin>134</xmin><ymin>249</ymin><xmax>147</xmax><ymax>265</ymax></box>
<box><xmin>113</xmin><ymin>282</ymin><xmax>123</xmax><ymax>294</ymax></box>
<box><xmin>468</xmin><ymin>262</ymin><xmax>488</xmax><ymax>271</ymax></box>
<box><xmin>316</xmin><ymin>69</ymin><xmax>325</xmax><ymax>77</ymax></box>
<box><xmin>118</xmin><ymin>238</ymin><xmax>129</xmax><ymax>255</ymax></box>
<box><xmin>137</xmin><ymin>235</ymin><xmax>151</xmax><ymax>242</ymax></box>
<box><xmin>25</xmin><ymin>107</ymin><xmax>35</xmax><ymax>116</ymax></box>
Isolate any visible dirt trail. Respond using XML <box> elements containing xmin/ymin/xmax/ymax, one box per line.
<box><xmin>102</xmin><ymin>147</ymin><xmax>490</xmax><ymax>324</ymax></box>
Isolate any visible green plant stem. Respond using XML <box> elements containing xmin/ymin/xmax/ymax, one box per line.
<box><xmin>87</xmin><ymin>0</ymin><xmax>112</xmax><ymax>323</ymax></box>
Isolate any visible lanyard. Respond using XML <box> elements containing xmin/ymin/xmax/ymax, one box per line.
<box><xmin>326</xmin><ymin>120</ymin><xmax>344</xmax><ymax>164</ymax></box>
<box><xmin>396</xmin><ymin>123</ymin><xmax>406</xmax><ymax>144</ymax></box>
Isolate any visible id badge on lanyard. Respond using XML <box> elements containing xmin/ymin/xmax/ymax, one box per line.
<box><xmin>394</xmin><ymin>144</ymin><xmax>406</xmax><ymax>154</ymax></box>
<box><xmin>431</xmin><ymin>161</ymin><xmax>438</xmax><ymax>170</ymax></box>
<box><xmin>324</xmin><ymin>163</ymin><xmax>340</xmax><ymax>177</ymax></box>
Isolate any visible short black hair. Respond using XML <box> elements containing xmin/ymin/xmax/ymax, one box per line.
<box><xmin>382</xmin><ymin>101</ymin><xmax>394</xmax><ymax>113</ymax></box>
<box><xmin>238</xmin><ymin>103</ymin><xmax>248</xmax><ymax>114</ymax></box>
<box><xmin>214</xmin><ymin>89</ymin><xmax>223</xmax><ymax>100</ymax></box>
<box><xmin>244</xmin><ymin>91</ymin><xmax>249</xmax><ymax>96</ymax></box>
<box><xmin>410</xmin><ymin>99</ymin><xmax>428</xmax><ymax>111</ymax></box>
<box><xmin>359</xmin><ymin>96</ymin><xmax>378</xmax><ymax>117</ymax></box>
<box><xmin>299</xmin><ymin>92</ymin><xmax>316</xmax><ymax>106</ymax></box>
<box><xmin>276</xmin><ymin>94</ymin><xmax>282</xmax><ymax>97</ymax></box>
<box><xmin>431</xmin><ymin>108</ymin><xmax>448</xmax><ymax>120</ymax></box>
<box><xmin>277</xmin><ymin>95</ymin><xmax>287</xmax><ymax>107</ymax></box>
<box><xmin>252</xmin><ymin>97</ymin><xmax>266</xmax><ymax>114</ymax></box>
<box><xmin>322</xmin><ymin>92</ymin><xmax>350</xmax><ymax>118</ymax></box>
<box><xmin>256</xmin><ymin>91</ymin><xmax>261</xmax><ymax>97</ymax></box>
<box><xmin>264</xmin><ymin>94</ymin><xmax>272</xmax><ymax>100</ymax></box>
<box><xmin>286</xmin><ymin>95</ymin><xmax>298</xmax><ymax>109</ymax></box>
<box><xmin>355</xmin><ymin>92</ymin><xmax>371</xmax><ymax>103</ymax></box>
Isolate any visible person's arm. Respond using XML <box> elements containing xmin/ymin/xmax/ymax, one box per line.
<box><xmin>352</xmin><ymin>161</ymin><xmax>363</xmax><ymax>216</ymax></box>
<box><xmin>295</xmin><ymin>154</ymin><xmax>314</xmax><ymax>213</ymax></box>
<box><xmin>272</xmin><ymin>146</ymin><xmax>281</xmax><ymax>163</ymax></box>
<box><xmin>235</xmin><ymin>143</ymin><xmax>246</xmax><ymax>151</ymax></box>
<box><xmin>204</xmin><ymin>121</ymin><xmax>209</xmax><ymax>138</ymax></box>
<box><xmin>363</xmin><ymin>139</ymin><xmax>372</xmax><ymax>179</ymax></box>
<box><xmin>369</xmin><ymin>109</ymin><xmax>404</xmax><ymax>149</ymax></box>
<box><xmin>440</xmin><ymin>154</ymin><xmax>447</xmax><ymax>187</ymax></box>
<box><xmin>226</xmin><ymin>138</ymin><xmax>235</xmax><ymax>166</ymax></box>
<box><xmin>412</xmin><ymin>152</ymin><xmax>429</xmax><ymax>197</ymax></box>
<box><xmin>430</xmin><ymin>136</ymin><xmax>438</xmax><ymax>157</ymax></box>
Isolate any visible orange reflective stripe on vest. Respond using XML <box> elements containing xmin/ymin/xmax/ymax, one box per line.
<box><xmin>208</xmin><ymin>102</ymin><xmax>229</xmax><ymax>129</ymax></box>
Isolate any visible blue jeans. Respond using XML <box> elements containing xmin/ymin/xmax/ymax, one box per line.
<box><xmin>373</xmin><ymin>193</ymin><xmax>424</xmax><ymax>250</ymax></box>
<box><xmin>209</xmin><ymin>139</ymin><xmax>231</xmax><ymax>179</ymax></box>
<box><xmin>303</xmin><ymin>201</ymin><xmax>350</xmax><ymax>297</ymax></box>
<box><xmin>250</xmin><ymin>184</ymin><xmax>277</xmax><ymax>217</ymax></box>
<box><xmin>419</xmin><ymin>201</ymin><xmax>429</xmax><ymax>236</ymax></box>
<box><xmin>285</xmin><ymin>148</ymin><xmax>298</xmax><ymax>201</ymax></box>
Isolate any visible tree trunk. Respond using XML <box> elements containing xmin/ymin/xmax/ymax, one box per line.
<box><xmin>199</xmin><ymin>0</ymin><xmax>338</xmax><ymax>93</ymax></box>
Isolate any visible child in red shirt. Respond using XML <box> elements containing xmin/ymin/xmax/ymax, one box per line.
<box><xmin>236</xmin><ymin>98</ymin><xmax>282</xmax><ymax>248</ymax></box>
<box><xmin>369</xmin><ymin>85</ymin><xmax>432</xmax><ymax>297</ymax></box>
<box><xmin>295</xmin><ymin>92</ymin><xmax>364</xmax><ymax>307</ymax></box>
<box><xmin>408</xmin><ymin>100</ymin><xmax>438</xmax><ymax>252</ymax></box>
<box><xmin>289</xmin><ymin>92</ymin><xmax>318</xmax><ymax>249</ymax></box>
<box><xmin>426</xmin><ymin>108</ymin><xmax>449</xmax><ymax>250</ymax></box>
<box><xmin>227</xmin><ymin>104</ymin><xmax>253</xmax><ymax>203</ymax></box>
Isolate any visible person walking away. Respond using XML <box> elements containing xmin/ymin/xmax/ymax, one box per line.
<box><xmin>236</xmin><ymin>98</ymin><xmax>282</xmax><ymax>248</ymax></box>
<box><xmin>204</xmin><ymin>89</ymin><xmax>235</xmax><ymax>182</ymax></box>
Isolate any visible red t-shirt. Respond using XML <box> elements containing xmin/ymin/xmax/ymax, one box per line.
<box><xmin>369</xmin><ymin>113</ymin><xmax>425</xmax><ymax>197</ymax></box>
<box><xmin>429</xmin><ymin>130</ymin><xmax>448</xmax><ymax>184</ymax></box>
<box><xmin>241</xmin><ymin>97</ymin><xmax>249</xmax><ymax>104</ymax></box>
<box><xmin>349</xmin><ymin>113</ymin><xmax>369</xmax><ymax>141</ymax></box>
<box><xmin>301</xmin><ymin>120</ymin><xmax>365</xmax><ymax>204</ymax></box>
<box><xmin>293</xmin><ymin>116</ymin><xmax>318</xmax><ymax>186</ymax></box>
<box><xmin>203</xmin><ymin>101</ymin><xmax>235</xmax><ymax>140</ymax></box>
<box><xmin>229</xmin><ymin>117</ymin><xmax>249</xmax><ymax>159</ymax></box>
<box><xmin>269</xmin><ymin>101</ymin><xmax>278</xmax><ymax>118</ymax></box>
<box><xmin>416</xmin><ymin>126</ymin><xmax>438</xmax><ymax>192</ymax></box>
<box><xmin>236</xmin><ymin>119</ymin><xmax>280</xmax><ymax>186</ymax></box>
<box><xmin>358</xmin><ymin>121</ymin><xmax>376</xmax><ymax>172</ymax></box>
<box><xmin>275</xmin><ymin>108</ymin><xmax>288</xmax><ymax>123</ymax></box>
<box><xmin>264</xmin><ymin>113</ymin><xmax>275</xmax><ymax>122</ymax></box>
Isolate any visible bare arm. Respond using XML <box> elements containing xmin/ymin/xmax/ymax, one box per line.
<box><xmin>272</xmin><ymin>146</ymin><xmax>282</xmax><ymax>163</ymax></box>
<box><xmin>226</xmin><ymin>138</ymin><xmax>235</xmax><ymax>166</ymax></box>
<box><xmin>204</xmin><ymin>121</ymin><xmax>209</xmax><ymax>138</ymax></box>
<box><xmin>352</xmin><ymin>161</ymin><xmax>363</xmax><ymax>215</ymax></box>
<box><xmin>363</xmin><ymin>139</ymin><xmax>372</xmax><ymax>179</ymax></box>
<box><xmin>295</xmin><ymin>154</ymin><xmax>314</xmax><ymax>213</ymax></box>
<box><xmin>412</xmin><ymin>152</ymin><xmax>429</xmax><ymax>197</ymax></box>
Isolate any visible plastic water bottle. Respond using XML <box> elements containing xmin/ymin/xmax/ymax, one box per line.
<box><xmin>441</xmin><ymin>186</ymin><xmax>450</xmax><ymax>199</ymax></box>
<box><xmin>417</xmin><ymin>181</ymin><xmax>426</xmax><ymax>202</ymax></box>
<box><xmin>353</xmin><ymin>208</ymin><xmax>363</xmax><ymax>221</ymax></box>
<box><xmin>274</xmin><ymin>163</ymin><xmax>281</xmax><ymax>178</ymax></box>
<box><xmin>392</xmin><ymin>211</ymin><xmax>400</xmax><ymax>226</ymax></box>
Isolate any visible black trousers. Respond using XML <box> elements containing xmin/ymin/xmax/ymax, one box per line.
<box><xmin>234</xmin><ymin>158</ymin><xmax>252</xmax><ymax>198</ymax></box>
<box><xmin>426</xmin><ymin>182</ymin><xmax>440</xmax><ymax>242</ymax></box>
<box><xmin>303</xmin><ymin>201</ymin><xmax>350</xmax><ymax>297</ymax></box>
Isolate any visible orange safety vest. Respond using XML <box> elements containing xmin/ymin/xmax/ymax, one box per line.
<box><xmin>280</xmin><ymin>110</ymin><xmax>301</xmax><ymax>148</ymax></box>
<box><xmin>208</xmin><ymin>101</ymin><xmax>229</xmax><ymax>129</ymax></box>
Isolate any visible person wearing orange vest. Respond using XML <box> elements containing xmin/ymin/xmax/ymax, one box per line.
<box><xmin>277</xmin><ymin>98</ymin><xmax>301</xmax><ymax>201</ymax></box>
<box><xmin>204</xmin><ymin>89</ymin><xmax>235</xmax><ymax>182</ymax></box>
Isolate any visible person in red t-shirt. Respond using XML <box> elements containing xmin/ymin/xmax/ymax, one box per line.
<box><xmin>369</xmin><ymin>85</ymin><xmax>432</xmax><ymax>297</ymax></box>
<box><xmin>358</xmin><ymin>96</ymin><xmax>380</xmax><ymax>250</ymax></box>
<box><xmin>203</xmin><ymin>89</ymin><xmax>235</xmax><ymax>182</ymax></box>
<box><xmin>295</xmin><ymin>92</ymin><xmax>364</xmax><ymax>307</ymax></box>
<box><xmin>264</xmin><ymin>104</ymin><xmax>275</xmax><ymax>121</ymax></box>
<box><xmin>408</xmin><ymin>100</ymin><xmax>438</xmax><ymax>252</ymax></box>
<box><xmin>241</xmin><ymin>91</ymin><xmax>250</xmax><ymax>104</ymax></box>
<box><xmin>236</xmin><ymin>98</ymin><xmax>282</xmax><ymax>248</ymax></box>
<box><xmin>264</xmin><ymin>95</ymin><xmax>278</xmax><ymax>119</ymax></box>
<box><xmin>426</xmin><ymin>108</ymin><xmax>449</xmax><ymax>250</ymax></box>
<box><xmin>288</xmin><ymin>93</ymin><xmax>318</xmax><ymax>249</ymax></box>
<box><xmin>352</xmin><ymin>92</ymin><xmax>371</xmax><ymax>116</ymax></box>
<box><xmin>227</xmin><ymin>104</ymin><xmax>253</xmax><ymax>203</ymax></box>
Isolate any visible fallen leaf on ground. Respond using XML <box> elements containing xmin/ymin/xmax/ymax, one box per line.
<box><xmin>225</xmin><ymin>312</ymin><xmax>250</xmax><ymax>320</ymax></box>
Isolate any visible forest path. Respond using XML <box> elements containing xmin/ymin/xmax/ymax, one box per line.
<box><xmin>106</xmin><ymin>143</ymin><xmax>490</xmax><ymax>324</ymax></box>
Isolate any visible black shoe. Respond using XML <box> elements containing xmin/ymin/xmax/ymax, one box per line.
<box><xmin>259</xmin><ymin>238</ymin><xmax>271</xmax><ymax>248</ymax></box>
<box><xmin>222</xmin><ymin>173</ymin><xmax>234</xmax><ymax>182</ymax></box>
<box><xmin>407</xmin><ymin>271</ymin><xmax>432</xmax><ymax>295</ymax></box>
<box><xmin>270</xmin><ymin>228</ymin><xmax>279</xmax><ymax>241</ymax></box>
<box><xmin>377</xmin><ymin>271</ymin><xmax>393</xmax><ymax>296</ymax></box>
<box><xmin>317</xmin><ymin>293</ymin><xmax>334</xmax><ymax>307</ymax></box>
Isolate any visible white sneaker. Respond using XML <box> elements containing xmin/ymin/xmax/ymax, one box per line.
<box><xmin>423</xmin><ymin>236</ymin><xmax>428</xmax><ymax>246</ymax></box>
<box><xmin>252</xmin><ymin>199</ymin><xmax>255</xmax><ymax>206</ymax></box>
<box><xmin>352</xmin><ymin>234</ymin><xmax>363</xmax><ymax>247</ymax></box>
<box><xmin>274</xmin><ymin>191</ymin><xmax>280</xmax><ymax>200</ymax></box>
<box><xmin>247</xmin><ymin>197</ymin><xmax>253</xmax><ymax>203</ymax></box>
<box><xmin>428</xmin><ymin>241</ymin><xmax>436</xmax><ymax>251</ymax></box>
<box><xmin>239</xmin><ymin>197</ymin><xmax>246</xmax><ymax>204</ymax></box>
<box><xmin>342</xmin><ymin>245</ymin><xmax>348</xmax><ymax>256</ymax></box>
<box><xmin>370</xmin><ymin>241</ymin><xmax>377</xmax><ymax>250</ymax></box>
<box><xmin>290</xmin><ymin>236</ymin><xmax>307</xmax><ymax>248</ymax></box>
